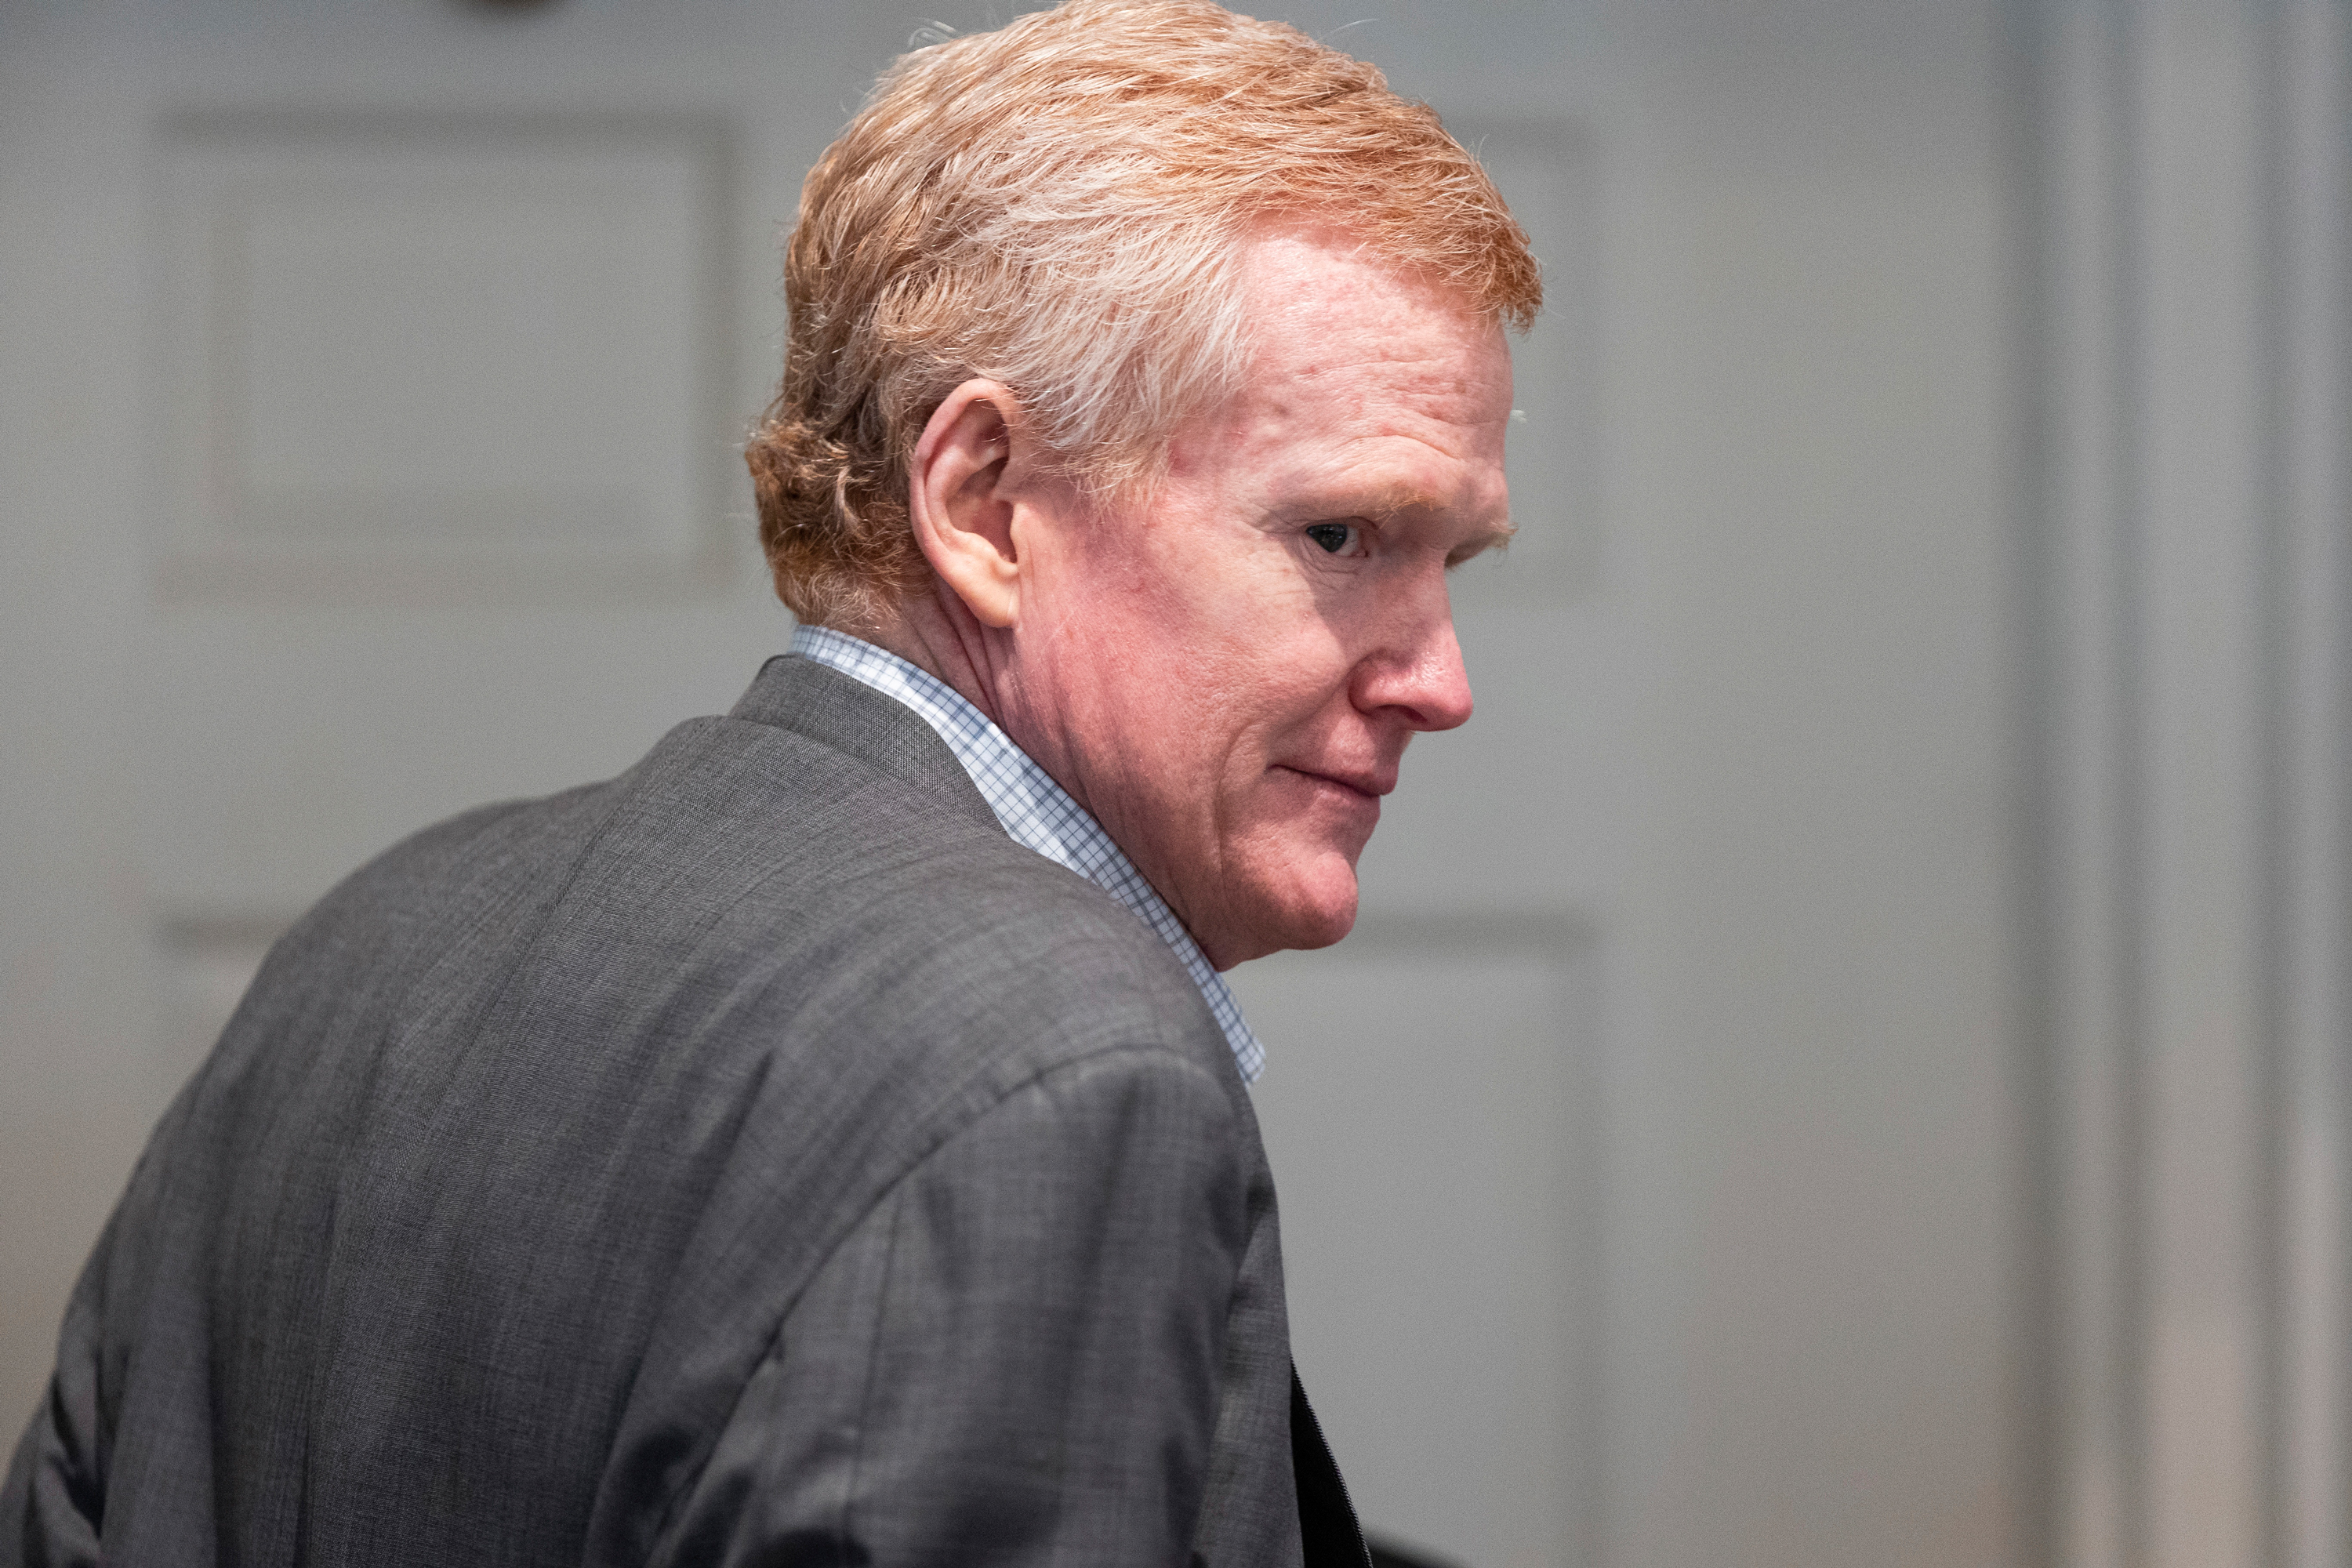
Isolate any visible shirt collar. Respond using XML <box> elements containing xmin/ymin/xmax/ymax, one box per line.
<box><xmin>788</xmin><ymin>623</ymin><xmax>1266</xmax><ymax>1083</ymax></box>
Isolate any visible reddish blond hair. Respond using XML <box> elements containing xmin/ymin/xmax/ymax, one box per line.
<box><xmin>745</xmin><ymin>0</ymin><xmax>1541</xmax><ymax>630</ymax></box>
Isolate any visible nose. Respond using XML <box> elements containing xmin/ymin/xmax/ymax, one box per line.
<box><xmin>1349</xmin><ymin>572</ymin><xmax>1474</xmax><ymax>733</ymax></box>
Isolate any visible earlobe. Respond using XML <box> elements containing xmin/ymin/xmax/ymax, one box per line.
<box><xmin>908</xmin><ymin>379</ymin><xmax>1025</xmax><ymax>630</ymax></box>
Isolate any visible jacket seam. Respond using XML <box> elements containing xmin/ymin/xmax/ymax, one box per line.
<box><xmin>838</xmin><ymin>1178</ymin><xmax>906</xmax><ymax>1564</ymax></box>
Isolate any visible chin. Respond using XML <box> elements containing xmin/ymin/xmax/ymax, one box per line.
<box><xmin>1219</xmin><ymin>858</ymin><xmax>1359</xmax><ymax>965</ymax></box>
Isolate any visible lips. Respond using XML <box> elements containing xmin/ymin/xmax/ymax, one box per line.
<box><xmin>1275</xmin><ymin>763</ymin><xmax>1394</xmax><ymax>800</ymax></box>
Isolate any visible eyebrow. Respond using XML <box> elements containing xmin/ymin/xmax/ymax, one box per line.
<box><xmin>1359</xmin><ymin>481</ymin><xmax>1443</xmax><ymax>521</ymax></box>
<box><xmin>1364</xmin><ymin>485</ymin><xmax>1516</xmax><ymax>550</ymax></box>
<box><xmin>1282</xmin><ymin>474</ymin><xmax>1512</xmax><ymax>546</ymax></box>
<box><xmin>1330</xmin><ymin>479</ymin><xmax>1509</xmax><ymax>528</ymax></box>
<box><xmin>1454</xmin><ymin>518</ymin><xmax>1517</xmax><ymax>557</ymax></box>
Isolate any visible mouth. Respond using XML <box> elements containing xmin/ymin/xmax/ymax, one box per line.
<box><xmin>1274</xmin><ymin>763</ymin><xmax>1394</xmax><ymax>801</ymax></box>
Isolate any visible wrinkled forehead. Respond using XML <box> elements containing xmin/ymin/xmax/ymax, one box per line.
<box><xmin>1235</xmin><ymin>223</ymin><xmax>1504</xmax><ymax>347</ymax></box>
<box><xmin>1229</xmin><ymin>241</ymin><xmax>1511</xmax><ymax>419</ymax></box>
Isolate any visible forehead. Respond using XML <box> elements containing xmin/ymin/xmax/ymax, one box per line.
<box><xmin>1181</xmin><ymin>231</ymin><xmax>1515</xmax><ymax>505</ymax></box>
<box><xmin>1243</xmin><ymin>233</ymin><xmax>1509</xmax><ymax>397</ymax></box>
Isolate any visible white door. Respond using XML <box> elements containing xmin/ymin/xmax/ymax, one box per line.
<box><xmin>0</xmin><ymin>4</ymin><xmax>2016</xmax><ymax>1567</ymax></box>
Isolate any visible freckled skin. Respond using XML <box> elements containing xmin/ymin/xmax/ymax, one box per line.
<box><xmin>885</xmin><ymin>230</ymin><xmax>1516</xmax><ymax>970</ymax></box>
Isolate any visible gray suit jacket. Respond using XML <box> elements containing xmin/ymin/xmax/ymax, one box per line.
<box><xmin>4</xmin><ymin>655</ymin><xmax>1366</xmax><ymax>1568</ymax></box>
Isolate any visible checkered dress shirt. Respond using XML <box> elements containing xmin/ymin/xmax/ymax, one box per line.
<box><xmin>789</xmin><ymin>624</ymin><xmax>1267</xmax><ymax>1083</ymax></box>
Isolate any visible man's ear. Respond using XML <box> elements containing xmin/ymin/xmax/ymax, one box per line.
<box><xmin>908</xmin><ymin>379</ymin><xmax>1029</xmax><ymax>630</ymax></box>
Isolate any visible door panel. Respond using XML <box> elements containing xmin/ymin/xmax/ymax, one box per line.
<box><xmin>151</xmin><ymin>112</ymin><xmax>735</xmax><ymax>597</ymax></box>
<box><xmin>1233</xmin><ymin>922</ymin><xmax>1600</xmax><ymax>1568</ymax></box>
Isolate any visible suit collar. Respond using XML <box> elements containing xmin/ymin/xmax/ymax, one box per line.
<box><xmin>728</xmin><ymin>652</ymin><xmax>999</xmax><ymax>833</ymax></box>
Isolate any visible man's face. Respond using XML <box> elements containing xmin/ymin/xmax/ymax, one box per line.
<box><xmin>1001</xmin><ymin>230</ymin><xmax>1515</xmax><ymax>970</ymax></box>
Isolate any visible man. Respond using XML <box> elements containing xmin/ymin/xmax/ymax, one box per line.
<box><xmin>3</xmin><ymin>2</ymin><xmax>1538</xmax><ymax>1563</ymax></box>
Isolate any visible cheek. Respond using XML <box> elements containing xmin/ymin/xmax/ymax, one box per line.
<box><xmin>1197</xmin><ymin>590</ymin><xmax>1363</xmax><ymax>749</ymax></box>
<box><xmin>1045</xmin><ymin>600</ymin><xmax>1221</xmax><ymax>785</ymax></box>
<box><xmin>1054</xmin><ymin>519</ymin><xmax>1351</xmax><ymax>780</ymax></box>
<box><xmin>1191</xmin><ymin>659</ymin><xmax>1356</xmax><ymax>808</ymax></box>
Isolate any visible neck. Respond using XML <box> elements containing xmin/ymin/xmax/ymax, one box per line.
<box><xmin>861</xmin><ymin>588</ymin><xmax>1014</xmax><ymax>733</ymax></box>
<box><xmin>862</xmin><ymin>593</ymin><xmax>1109</xmax><ymax>895</ymax></box>
<box><xmin>853</xmin><ymin>590</ymin><xmax>1236</xmax><ymax>969</ymax></box>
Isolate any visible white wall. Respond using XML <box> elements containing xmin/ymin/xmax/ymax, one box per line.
<box><xmin>2031</xmin><ymin>4</ymin><xmax>2352</xmax><ymax>1566</ymax></box>
<box><xmin>0</xmin><ymin>3</ymin><xmax>2045</xmax><ymax>1566</ymax></box>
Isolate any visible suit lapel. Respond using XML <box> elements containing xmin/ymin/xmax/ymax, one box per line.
<box><xmin>1291</xmin><ymin>1369</ymin><xmax>1372</xmax><ymax>1568</ymax></box>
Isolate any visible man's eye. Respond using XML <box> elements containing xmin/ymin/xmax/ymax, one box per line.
<box><xmin>1305</xmin><ymin>522</ymin><xmax>1358</xmax><ymax>554</ymax></box>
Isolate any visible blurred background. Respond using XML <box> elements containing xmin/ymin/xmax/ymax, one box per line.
<box><xmin>2</xmin><ymin>2</ymin><xmax>2344</xmax><ymax>1565</ymax></box>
